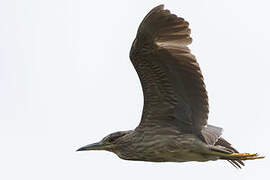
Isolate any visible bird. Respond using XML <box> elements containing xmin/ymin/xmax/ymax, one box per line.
<box><xmin>77</xmin><ymin>4</ymin><xmax>263</xmax><ymax>168</ymax></box>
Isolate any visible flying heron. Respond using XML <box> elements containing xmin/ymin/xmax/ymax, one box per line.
<box><xmin>77</xmin><ymin>5</ymin><xmax>263</xmax><ymax>168</ymax></box>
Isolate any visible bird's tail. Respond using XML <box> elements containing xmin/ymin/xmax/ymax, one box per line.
<box><xmin>209</xmin><ymin>144</ymin><xmax>264</xmax><ymax>168</ymax></box>
<box><xmin>221</xmin><ymin>153</ymin><xmax>264</xmax><ymax>168</ymax></box>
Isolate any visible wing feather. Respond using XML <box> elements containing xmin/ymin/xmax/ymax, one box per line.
<box><xmin>130</xmin><ymin>5</ymin><xmax>209</xmax><ymax>135</ymax></box>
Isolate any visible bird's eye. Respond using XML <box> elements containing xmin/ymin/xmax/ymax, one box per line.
<box><xmin>103</xmin><ymin>136</ymin><xmax>116</xmax><ymax>144</ymax></box>
<box><xmin>106</xmin><ymin>136</ymin><xmax>117</xmax><ymax>143</ymax></box>
<box><xmin>104</xmin><ymin>139</ymin><xmax>111</xmax><ymax>144</ymax></box>
<box><xmin>103</xmin><ymin>132</ymin><xmax>125</xmax><ymax>143</ymax></box>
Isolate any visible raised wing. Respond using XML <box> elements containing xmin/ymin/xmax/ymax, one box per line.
<box><xmin>130</xmin><ymin>5</ymin><xmax>208</xmax><ymax>135</ymax></box>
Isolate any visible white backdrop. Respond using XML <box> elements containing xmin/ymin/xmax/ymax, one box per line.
<box><xmin>0</xmin><ymin>0</ymin><xmax>269</xmax><ymax>179</ymax></box>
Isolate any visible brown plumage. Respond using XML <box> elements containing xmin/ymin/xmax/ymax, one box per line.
<box><xmin>130</xmin><ymin>5</ymin><xmax>208</xmax><ymax>135</ymax></box>
<box><xmin>77</xmin><ymin>5</ymin><xmax>263</xmax><ymax>168</ymax></box>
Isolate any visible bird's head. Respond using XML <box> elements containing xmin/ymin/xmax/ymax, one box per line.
<box><xmin>77</xmin><ymin>130</ymin><xmax>132</xmax><ymax>152</ymax></box>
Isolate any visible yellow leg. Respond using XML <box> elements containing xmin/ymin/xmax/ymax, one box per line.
<box><xmin>229</xmin><ymin>153</ymin><xmax>264</xmax><ymax>160</ymax></box>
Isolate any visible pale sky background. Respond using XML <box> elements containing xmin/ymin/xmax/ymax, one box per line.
<box><xmin>0</xmin><ymin>0</ymin><xmax>270</xmax><ymax>179</ymax></box>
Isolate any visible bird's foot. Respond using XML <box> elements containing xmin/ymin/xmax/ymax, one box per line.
<box><xmin>230</xmin><ymin>153</ymin><xmax>264</xmax><ymax>160</ymax></box>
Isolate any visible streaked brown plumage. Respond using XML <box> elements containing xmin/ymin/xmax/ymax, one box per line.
<box><xmin>77</xmin><ymin>5</ymin><xmax>263</xmax><ymax>168</ymax></box>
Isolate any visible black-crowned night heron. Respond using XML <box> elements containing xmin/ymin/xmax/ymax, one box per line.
<box><xmin>77</xmin><ymin>5</ymin><xmax>263</xmax><ymax>168</ymax></box>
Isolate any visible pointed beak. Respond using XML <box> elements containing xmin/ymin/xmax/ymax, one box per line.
<box><xmin>76</xmin><ymin>141</ymin><xmax>109</xmax><ymax>151</ymax></box>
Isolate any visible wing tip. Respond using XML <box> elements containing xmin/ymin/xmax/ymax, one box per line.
<box><xmin>142</xmin><ymin>4</ymin><xmax>164</xmax><ymax>23</ymax></box>
<box><xmin>152</xmin><ymin>4</ymin><xmax>164</xmax><ymax>12</ymax></box>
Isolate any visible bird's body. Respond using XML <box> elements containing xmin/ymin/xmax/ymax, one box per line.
<box><xmin>77</xmin><ymin>5</ymin><xmax>263</xmax><ymax>168</ymax></box>
<box><xmin>111</xmin><ymin>131</ymin><xmax>217</xmax><ymax>162</ymax></box>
